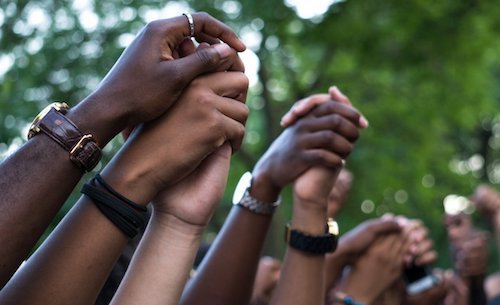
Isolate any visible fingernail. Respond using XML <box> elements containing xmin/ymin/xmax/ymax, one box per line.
<box><xmin>359</xmin><ymin>116</ymin><xmax>369</xmax><ymax>128</ymax></box>
<box><xmin>397</xmin><ymin>217</ymin><xmax>409</xmax><ymax>227</ymax></box>
<box><xmin>213</xmin><ymin>43</ymin><xmax>232</xmax><ymax>59</ymax></box>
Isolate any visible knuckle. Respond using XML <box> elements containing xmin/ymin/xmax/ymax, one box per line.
<box><xmin>239</xmin><ymin>104</ymin><xmax>250</xmax><ymax>121</ymax></box>
<box><xmin>331</xmin><ymin>115</ymin><xmax>341</xmax><ymax>129</ymax></box>
<box><xmin>144</xmin><ymin>20</ymin><xmax>162</xmax><ymax>35</ymax></box>
<box><xmin>196</xmin><ymin>48</ymin><xmax>218</xmax><ymax>67</ymax></box>
<box><xmin>320</xmin><ymin>130</ymin><xmax>336</xmax><ymax>144</ymax></box>
<box><xmin>196</xmin><ymin>91</ymin><xmax>214</xmax><ymax>107</ymax></box>
<box><xmin>197</xmin><ymin>11</ymin><xmax>211</xmax><ymax>20</ymax></box>
<box><xmin>238</xmin><ymin>73</ymin><xmax>250</xmax><ymax>90</ymax></box>
<box><xmin>207</xmin><ymin>111</ymin><xmax>224</xmax><ymax>134</ymax></box>
<box><xmin>236</xmin><ymin>123</ymin><xmax>246</xmax><ymax>139</ymax></box>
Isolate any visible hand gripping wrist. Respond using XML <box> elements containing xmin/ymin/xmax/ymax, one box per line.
<box><xmin>232</xmin><ymin>172</ymin><xmax>281</xmax><ymax>215</ymax></box>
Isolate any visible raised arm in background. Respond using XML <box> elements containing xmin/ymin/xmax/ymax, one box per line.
<box><xmin>0</xmin><ymin>67</ymin><xmax>249</xmax><ymax>305</ymax></box>
<box><xmin>0</xmin><ymin>12</ymin><xmax>245</xmax><ymax>287</ymax></box>
<box><xmin>180</xmin><ymin>88</ymin><xmax>366</xmax><ymax>305</ymax></box>
<box><xmin>270</xmin><ymin>167</ymin><xmax>339</xmax><ymax>305</ymax></box>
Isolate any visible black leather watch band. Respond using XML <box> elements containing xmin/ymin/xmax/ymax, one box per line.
<box><xmin>285</xmin><ymin>219</ymin><xmax>339</xmax><ymax>254</ymax></box>
<box><xmin>28</xmin><ymin>105</ymin><xmax>101</xmax><ymax>172</ymax></box>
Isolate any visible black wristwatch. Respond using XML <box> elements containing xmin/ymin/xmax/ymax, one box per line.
<box><xmin>285</xmin><ymin>218</ymin><xmax>339</xmax><ymax>254</ymax></box>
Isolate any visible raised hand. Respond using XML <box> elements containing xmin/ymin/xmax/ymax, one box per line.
<box><xmin>252</xmin><ymin>96</ymin><xmax>364</xmax><ymax>203</ymax></box>
<box><xmin>73</xmin><ymin>13</ymin><xmax>246</xmax><ymax>144</ymax></box>
<box><xmin>101</xmin><ymin>71</ymin><xmax>249</xmax><ymax>206</ymax></box>
<box><xmin>337</xmin><ymin>218</ymin><xmax>401</xmax><ymax>263</ymax></box>
<box><xmin>341</xmin><ymin>233</ymin><xmax>406</xmax><ymax>304</ymax></box>
<box><xmin>280</xmin><ymin>86</ymin><xmax>368</xmax><ymax>128</ymax></box>
<box><xmin>453</xmin><ymin>230</ymin><xmax>489</xmax><ymax>278</ymax></box>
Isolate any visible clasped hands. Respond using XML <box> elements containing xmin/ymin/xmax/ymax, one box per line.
<box><xmin>92</xmin><ymin>12</ymin><xmax>371</xmax><ymax>235</ymax></box>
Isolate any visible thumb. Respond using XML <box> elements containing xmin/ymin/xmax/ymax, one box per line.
<box><xmin>165</xmin><ymin>43</ymin><xmax>236</xmax><ymax>86</ymax></box>
<box><xmin>371</xmin><ymin>219</ymin><xmax>402</xmax><ymax>235</ymax></box>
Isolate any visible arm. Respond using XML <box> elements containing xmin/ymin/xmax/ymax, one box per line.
<box><xmin>181</xmin><ymin>95</ymin><xmax>366</xmax><ymax>305</ymax></box>
<box><xmin>110</xmin><ymin>143</ymin><xmax>233</xmax><ymax>305</ymax></box>
<box><xmin>270</xmin><ymin>167</ymin><xmax>339</xmax><ymax>305</ymax></box>
<box><xmin>0</xmin><ymin>71</ymin><xmax>249</xmax><ymax>305</ymax></box>
<box><xmin>0</xmin><ymin>12</ymin><xmax>245</xmax><ymax>287</ymax></box>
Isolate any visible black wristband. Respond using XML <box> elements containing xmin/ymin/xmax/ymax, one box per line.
<box><xmin>284</xmin><ymin>219</ymin><xmax>339</xmax><ymax>254</ymax></box>
<box><xmin>95</xmin><ymin>173</ymin><xmax>147</xmax><ymax>212</ymax></box>
<box><xmin>81</xmin><ymin>178</ymin><xmax>147</xmax><ymax>238</ymax></box>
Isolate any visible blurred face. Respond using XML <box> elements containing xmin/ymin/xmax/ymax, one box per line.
<box><xmin>327</xmin><ymin>169</ymin><xmax>353</xmax><ymax>218</ymax></box>
<box><xmin>251</xmin><ymin>257</ymin><xmax>281</xmax><ymax>305</ymax></box>
<box><xmin>444</xmin><ymin>213</ymin><xmax>472</xmax><ymax>245</ymax></box>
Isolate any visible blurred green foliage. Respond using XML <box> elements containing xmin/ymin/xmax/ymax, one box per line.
<box><xmin>1</xmin><ymin>0</ymin><xmax>500</xmax><ymax>270</ymax></box>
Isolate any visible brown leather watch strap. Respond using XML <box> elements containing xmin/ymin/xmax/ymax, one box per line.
<box><xmin>32</xmin><ymin>108</ymin><xmax>101</xmax><ymax>172</ymax></box>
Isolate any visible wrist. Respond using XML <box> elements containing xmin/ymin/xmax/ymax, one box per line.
<box><xmin>100</xmin><ymin>160</ymin><xmax>157</xmax><ymax>207</ymax></box>
<box><xmin>250</xmin><ymin>169</ymin><xmax>282</xmax><ymax>203</ymax></box>
<box><xmin>291</xmin><ymin>200</ymin><xmax>327</xmax><ymax>235</ymax></box>
<box><xmin>67</xmin><ymin>93</ymin><xmax>128</xmax><ymax>146</ymax></box>
<box><xmin>152</xmin><ymin>210</ymin><xmax>206</xmax><ymax>238</ymax></box>
<box><xmin>342</xmin><ymin>284</ymin><xmax>374</xmax><ymax>305</ymax></box>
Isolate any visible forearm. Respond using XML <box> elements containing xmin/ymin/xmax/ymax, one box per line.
<box><xmin>0</xmin><ymin>99</ymin><xmax>125</xmax><ymax>286</ymax></box>
<box><xmin>325</xmin><ymin>243</ymin><xmax>351</xmax><ymax>292</ymax></box>
<box><xmin>111</xmin><ymin>212</ymin><xmax>203</xmax><ymax>305</ymax></box>
<box><xmin>270</xmin><ymin>200</ymin><xmax>327</xmax><ymax>305</ymax></box>
<box><xmin>0</xmin><ymin>196</ymin><xmax>129</xmax><ymax>305</ymax></box>
<box><xmin>180</xmin><ymin>170</ymin><xmax>278</xmax><ymax>305</ymax></box>
<box><xmin>494</xmin><ymin>213</ymin><xmax>500</xmax><ymax>261</ymax></box>
<box><xmin>180</xmin><ymin>206</ymin><xmax>274</xmax><ymax>305</ymax></box>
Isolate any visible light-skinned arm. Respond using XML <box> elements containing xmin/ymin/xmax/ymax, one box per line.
<box><xmin>110</xmin><ymin>142</ymin><xmax>233</xmax><ymax>305</ymax></box>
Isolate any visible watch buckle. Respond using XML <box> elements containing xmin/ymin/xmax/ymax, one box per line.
<box><xmin>327</xmin><ymin>218</ymin><xmax>339</xmax><ymax>236</ymax></box>
<box><xmin>70</xmin><ymin>134</ymin><xmax>93</xmax><ymax>155</ymax></box>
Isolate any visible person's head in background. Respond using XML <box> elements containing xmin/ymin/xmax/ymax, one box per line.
<box><xmin>327</xmin><ymin>168</ymin><xmax>353</xmax><ymax>219</ymax></box>
<box><xmin>444</xmin><ymin>212</ymin><xmax>473</xmax><ymax>245</ymax></box>
<box><xmin>250</xmin><ymin>256</ymin><xmax>282</xmax><ymax>305</ymax></box>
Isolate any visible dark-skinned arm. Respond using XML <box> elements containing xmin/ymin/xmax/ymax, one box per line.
<box><xmin>181</xmin><ymin>90</ymin><xmax>365</xmax><ymax>305</ymax></box>
<box><xmin>270</xmin><ymin>167</ymin><xmax>338</xmax><ymax>305</ymax></box>
<box><xmin>0</xmin><ymin>69</ymin><xmax>249</xmax><ymax>305</ymax></box>
<box><xmin>0</xmin><ymin>12</ymin><xmax>246</xmax><ymax>288</ymax></box>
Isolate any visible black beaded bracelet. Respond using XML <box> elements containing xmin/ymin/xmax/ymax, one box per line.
<box><xmin>81</xmin><ymin>177</ymin><xmax>147</xmax><ymax>238</ymax></box>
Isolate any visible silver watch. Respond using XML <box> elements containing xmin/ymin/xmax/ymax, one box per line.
<box><xmin>232</xmin><ymin>172</ymin><xmax>281</xmax><ymax>215</ymax></box>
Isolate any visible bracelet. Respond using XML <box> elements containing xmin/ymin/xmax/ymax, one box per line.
<box><xmin>333</xmin><ymin>291</ymin><xmax>364</xmax><ymax>305</ymax></box>
<box><xmin>235</xmin><ymin>188</ymin><xmax>280</xmax><ymax>215</ymax></box>
<box><xmin>95</xmin><ymin>174</ymin><xmax>147</xmax><ymax>212</ymax></box>
<box><xmin>81</xmin><ymin>176</ymin><xmax>148</xmax><ymax>238</ymax></box>
<box><xmin>232</xmin><ymin>171</ymin><xmax>281</xmax><ymax>216</ymax></box>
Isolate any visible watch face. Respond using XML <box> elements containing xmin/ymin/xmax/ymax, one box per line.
<box><xmin>232</xmin><ymin>171</ymin><xmax>252</xmax><ymax>204</ymax></box>
<box><xmin>28</xmin><ymin>102</ymin><xmax>69</xmax><ymax>139</ymax></box>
